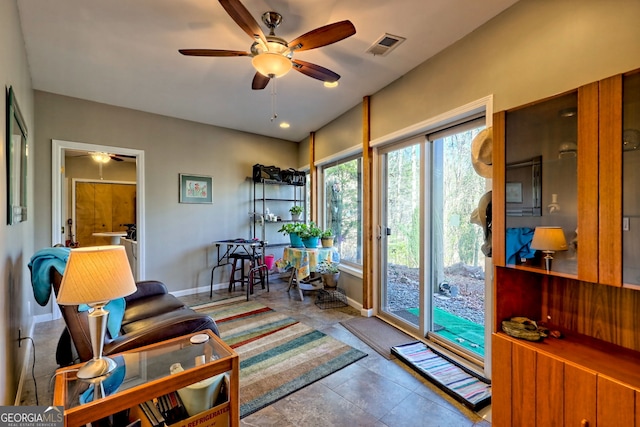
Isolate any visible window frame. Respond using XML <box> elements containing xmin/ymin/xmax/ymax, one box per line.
<box><xmin>317</xmin><ymin>153</ymin><xmax>364</xmax><ymax>268</ymax></box>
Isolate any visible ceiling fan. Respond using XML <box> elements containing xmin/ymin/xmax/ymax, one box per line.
<box><xmin>179</xmin><ymin>0</ymin><xmax>356</xmax><ymax>90</ymax></box>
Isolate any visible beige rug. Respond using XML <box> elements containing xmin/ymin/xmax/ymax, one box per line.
<box><xmin>340</xmin><ymin>316</ymin><xmax>416</xmax><ymax>360</ymax></box>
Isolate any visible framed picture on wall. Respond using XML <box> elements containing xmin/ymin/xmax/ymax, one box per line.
<box><xmin>6</xmin><ymin>86</ymin><xmax>28</xmax><ymax>224</ymax></box>
<box><xmin>179</xmin><ymin>173</ymin><xmax>212</xmax><ymax>204</ymax></box>
<box><xmin>505</xmin><ymin>182</ymin><xmax>523</xmax><ymax>203</ymax></box>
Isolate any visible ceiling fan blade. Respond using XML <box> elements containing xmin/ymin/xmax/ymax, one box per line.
<box><xmin>110</xmin><ymin>155</ymin><xmax>124</xmax><ymax>162</ymax></box>
<box><xmin>288</xmin><ymin>21</ymin><xmax>356</xmax><ymax>52</ymax></box>
<box><xmin>179</xmin><ymin>49</ymin><xmax>250</xmax><ymax>57</ymax></box>
<box><xmin>219</xmin><ymin>0</ymin><xmax>267</xmax><ymax>45</ymax></box>
<box><xmin>252</xmin><ymin>72</ymin><xmax>271</xmax><ymax>90</ymax></box>
<box><xmin>292</xmin><ymin>60</ymin><xmax>340</xmax><ymax>82</ymax></box>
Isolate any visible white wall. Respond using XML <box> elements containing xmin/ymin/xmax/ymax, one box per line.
<box><xmin>0</xmin><ymin>0</ymin><xmax>35</xmax><ymax>406</ymax></box>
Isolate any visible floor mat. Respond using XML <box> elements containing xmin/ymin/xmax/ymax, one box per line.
<box><xmin>340</xmin><ymin>316</ymin><xmax>415</xmax><ymax>360</ymax></box>
<box><xmin>391</xmin><ymin>341</ymin><xmax>491</xmax><ymax>411</ymax></box>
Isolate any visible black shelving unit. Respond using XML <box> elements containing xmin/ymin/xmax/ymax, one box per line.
<box><xmin>251</xmin><ymin>178</ymin><xmax>305</xmax><ymax>248</ymax></box>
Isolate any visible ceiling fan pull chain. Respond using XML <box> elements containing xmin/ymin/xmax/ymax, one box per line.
<box><xmin>270</xmin><ymin>78</ymin><xmax>278</xmax><ymax>122</ymax></box>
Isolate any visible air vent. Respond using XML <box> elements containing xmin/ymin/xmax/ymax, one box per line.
<box><xmin>366</xmin><ymin>33</ymin><xmax>406</xmax><ymax>56</ymax></box>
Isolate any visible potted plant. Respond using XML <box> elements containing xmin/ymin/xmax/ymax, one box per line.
<box><xmin>298</xmin><ymin>221</ymin><xmax>322</xmax><ymax>248</ymax></box>
<box><xmin>321</xmin><ymin>229</ymin><xmax>334</xmax><ymax>248</ymax></box>
<box><xmin>278</xmin><ymin>222</ymin><xmax>305</xmax><ymax>248</ymax></box>
<box><xmin>316</xmin><ymin>260</ymin><xmax>340</xmax><ymax>288</ymax></box>
<box><xmin>289</xmin><ymin>205</ymin><xmax>303</xmax><ymax>221</ymax></box>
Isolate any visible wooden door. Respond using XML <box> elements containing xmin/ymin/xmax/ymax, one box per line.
<box><xmin>598</xmin><ymin>375</ymin><xmax>635</xmax><ymax>426</ymax></box>
<box><xmin>75</xmin><ymin>182</ymin><xmax>135</xmax><ymax>247</ymax></box>
<box><xmin>512</xmin><ymin>343</ymin><xmax>537</xmax><ymax>426</ymax></box>
<box><xmin>564</xmin><ymin>362</ymin><xmax>597</xmax><ymax>427</ymax></box>
<box><xmin>536</xmin><ymin>352</ymin><xmax>564</xmax><ymax>427</ymax></box>
<box><xmin>491</xmin><ymin>334</ymin><xmax>513</xmax><ymax>427</ymax></box>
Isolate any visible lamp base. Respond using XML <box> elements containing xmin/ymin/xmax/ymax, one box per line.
<box><xmin>542</xmin><ymin>251</ymin><xmax>555</xmax><ymax>273</ymax></box>
<box><xmin>77</xmin><ymin>356</ymin><xmax>117</xmax><ymax>380</ymax></box>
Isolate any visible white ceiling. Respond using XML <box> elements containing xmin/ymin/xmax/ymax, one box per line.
<box><xmin>16</xmin><ymin>0</ymin><xmax>518</xmax><ymax>142</ymax></box>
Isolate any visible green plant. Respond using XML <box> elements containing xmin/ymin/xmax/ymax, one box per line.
<box><xmin>298</xmin><ymin>221</ymin><xmax>323</xmax><ymax>239</ymax></box>
<box><xmin>321</xmin><ymin>229</ymin><xmax>333</xmax><ymax>238</ymax></box>
<box><xmin>278</xmin><ymin>222</ymin><xmax>305</xmax><ymax>235</ymax></box>
<box><xmin>289</xmin><ymin>205</ymin><xmax>303</xmax><ymax>215</ymax></box>
<box><xmin>316</xmin><ymin>260</ymin><xmax>340</xmax><ymax>274</ymax></box>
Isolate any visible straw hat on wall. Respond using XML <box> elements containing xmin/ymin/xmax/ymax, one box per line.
<box><xmin>471</xmin><ymin>127</ymin><xmax>493</xmax><ymax>179</ymax></box>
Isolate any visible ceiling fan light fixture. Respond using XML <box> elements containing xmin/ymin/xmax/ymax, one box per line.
<box><xmin>252</xmin><ymin>53</ymin><xmax>292</xmax><ymax>78</ymax></box>
<box><xmin>90</xmin><ymin>152</ymin><xmax>111</xmax><ymax>163</ymax></box>
<box><xmin>324</xmin><ymin>81</ymin><xmax>339</xmax><ymax>88</ymax></box>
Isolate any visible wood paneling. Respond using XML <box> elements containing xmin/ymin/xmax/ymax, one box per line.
<box><xmin>599</xmin><ymin>74</ymin><xmax>624</xmax><ymax>287</ymax></box>
<box><xmin>492</xmin><ymin>111</ymin><xmax>506</xmax><ymax>268</ymax></box>
<box><xmin>578</xmin><ymin>82</ymin><xmax>600</xmax><ymax>283</ymax></box>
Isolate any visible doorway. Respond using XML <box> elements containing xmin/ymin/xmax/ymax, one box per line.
<box><xmin>51</xmin><ymin>139</ymin><xmax>146</xmax><ymax>280</ymax></box>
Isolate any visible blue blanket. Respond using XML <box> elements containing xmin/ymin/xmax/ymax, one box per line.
<box><xmin>506</xmin><ymin>227</ymin><xmax>536</xmax><ymax>265</ymax></box>
<box><xmin>28</xmin><ymin>247</ymin><xmax>125</xmax><ymax>338</ymax></box>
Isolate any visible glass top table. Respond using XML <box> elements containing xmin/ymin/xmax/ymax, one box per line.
<box><xmin>54</xmin><ymin>330</ymin><xmax>239</xmax><ymax>426</ymax></box>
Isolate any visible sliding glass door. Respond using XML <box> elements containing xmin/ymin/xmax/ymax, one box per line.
<box><xmin>379</xmin><ymin>122</ymin><xmax>488</xmax><ymax>366</ymax></box>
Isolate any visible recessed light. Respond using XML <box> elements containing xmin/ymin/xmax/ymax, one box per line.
<box><xmin>324</xmin><ymin>81</ymin><xmax>339</xmax><ymax>88</ymax></box>
<box><xmin>279</xmin><ymin>122</ymin><xmax>290</xmax><ymax>128</ymax></box>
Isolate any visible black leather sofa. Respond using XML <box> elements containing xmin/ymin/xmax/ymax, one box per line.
<box><xmin>52</xmin><ymin>269</ymin><xmax>219</xmax><ymax>366</ymax></box>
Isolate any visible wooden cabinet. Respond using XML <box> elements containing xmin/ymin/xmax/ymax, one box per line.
<box><xmin>492</xmin><ymin>328</ymin><xmax>640</xmax><ymax>427</ymax></box>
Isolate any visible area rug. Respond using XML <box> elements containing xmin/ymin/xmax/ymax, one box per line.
<box><xmin>196</xmin><ymin>301</ymin><xmax>367</xmax><ymax>417</ymax></box>
<box><xmin>391</xmin><ymin>341</ymin><xmax>491</xmax><ymax>411</ymax></box>
<box><xmin>339</xmin><ymin>316</ymin><xmax>415</xmax><ymax>360</ymax></box>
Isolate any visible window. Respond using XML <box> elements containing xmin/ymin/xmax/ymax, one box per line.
<box><xmin>322</xmin><ymin>156</ymin><xmax>363</xmax><ymax>265</ymax></box>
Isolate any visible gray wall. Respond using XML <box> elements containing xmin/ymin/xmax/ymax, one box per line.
<box><xmin>0</xmin><ymin>0</ymin><xmax>35</xmax><ymax>405</ymax></box>
<box><xmin>309</xmin><ymin>0</ymin><xmax>640</xmax><ymax>306</ymax></box>
<box><xmin>33</xmin><ymin>91</ymin><xmax>299</xmax><ymax>302</ymax></box>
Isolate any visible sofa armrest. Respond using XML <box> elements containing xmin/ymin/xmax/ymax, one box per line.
<box><xmin>125</xmin><ymin>280</ymin><xmax>168</xmax><ymax>303</ymax></box>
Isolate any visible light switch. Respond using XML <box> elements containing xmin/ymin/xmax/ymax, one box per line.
<box><xmin>623</xmin><ymin>217</ymin><xmax>630</xmax><ymax>231</ymax></box>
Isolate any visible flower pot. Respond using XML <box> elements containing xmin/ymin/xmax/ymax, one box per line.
<box><xmin>322</xmin><ymin>272</ymin><xmax>340</xmax><ymax>288</ymax></box>
<box><xmin>291</xmin><ymin>213</ymin><xmax>301</xmax><ymax>221</ymax></box>
<box><xmin>321</xmin><ymin>237</ymin><xmax>334</xmax><ymax>248</ymax></box>
<box><xmin>289</xmin><ymin>233</ymin><xmax>304</xmax><ymax>248</ymax></box>
<box><xmin>302</xmin><ymin>237</ymin><xmax>320</xmax><ymax>248</ymax></box>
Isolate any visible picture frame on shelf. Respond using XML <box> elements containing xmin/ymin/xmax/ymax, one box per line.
<box><xmin>179</xmin><ymin>173</ymin><xmax>212</xmax><ymax>204</ymax></box>
<box><xmin>6</xmin><ymin>86</ymin><xmax>28</xmax><ymax>225</ymax></box>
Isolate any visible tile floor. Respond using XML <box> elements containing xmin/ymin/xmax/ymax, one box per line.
<box><xmin>20</xmin><ymin>277</ymin><xmax>491</xmax><ymax>426</ymax></box>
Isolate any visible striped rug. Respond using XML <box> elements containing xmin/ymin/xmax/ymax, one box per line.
<box><xmin>391</xmin><ymin>341</ymin><xmax>491</xmax><ymax>410</ymax></box>
<box><xmin>196</xmin><ymin>301</ymin><xmax>367</xmax><ymax>417</ymax></box>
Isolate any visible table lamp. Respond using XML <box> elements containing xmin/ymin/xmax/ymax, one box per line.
<box><xmin>57</xmin><ymin>246</ymin><xmax>136</xmax><ymax>379</ymax></box>
<box><xmin>530</xmin><ymin>226</ymin><xmax>568</xmax><ymax>273</ymax></box>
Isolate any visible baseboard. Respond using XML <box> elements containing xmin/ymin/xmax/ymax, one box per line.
<box><xmin>171</xmin><ymin>282</ymin><xmax>228</xmax><ymax>298</ymax></box>
<box><xmin>14</xmin><ymin>322</ymin><xmax>36</xmax><ymax>406</ymax></box>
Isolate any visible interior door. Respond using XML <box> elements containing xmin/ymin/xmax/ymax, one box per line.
<box><xmin>75</xmin><ymin>181</ymin><xmax>136</xmax><ymax>246</ymax></box>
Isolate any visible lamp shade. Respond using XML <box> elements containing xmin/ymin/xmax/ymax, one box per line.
<box><xmin>530</xmin><ymin>227</ymin><xmax>568</xmax><ymax>252</ymax></box>
<box><xmin>58</xmin><ymin>246</ymin><xmax>136</xmax><ymax>305</ymax></box>
<box><xmin>252</xmin><ymin>53</ymin><xmax>292</xmax><ymax>78</ymax></box>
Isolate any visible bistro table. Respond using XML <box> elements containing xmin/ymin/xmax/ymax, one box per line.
<box><xmin>283</xmin><ymin>246</ymin><xmax>339</xmax><ymax>300</ymax></box>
